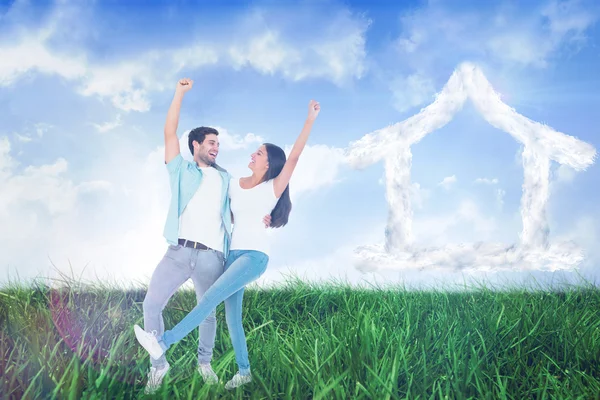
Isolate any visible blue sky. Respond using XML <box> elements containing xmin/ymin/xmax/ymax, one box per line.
<box><xmin>1</xmin><ymin>0</ymin><xmax>599</xmax><ymax>289</ymax></box>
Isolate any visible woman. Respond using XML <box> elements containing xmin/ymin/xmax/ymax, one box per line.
<box><xmin>134</xmin><ymin>99</ymin><xmax>321</xmax><ymax>389</ymax></box>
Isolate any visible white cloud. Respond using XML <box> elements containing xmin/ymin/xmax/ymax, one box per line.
<box><xmin>474</xmin><ymin>177</ymin><xmax>499</xmax><ymax>184</ymax></box>
<box><xmin>34</xmin><ymin>123</ymin><xmax>52</xmax><ymax>138</ymax></box>
<box><xmin>377</xmin><ymin>178</ymin><xmax>430</xmax><ymax>210</ymax></box>
<box><xmin>553</xmin><ymin>164</ymin><xmax>577</xmax><ymax>183</ymax></box>
<box><xmin>212</xmin><ymin>127</ymin><xmax>265</xmax><ymax>151</ymax></box>
<box><xmin>474</xmin><ymin>178</ymin><xmax>504</xmax><ymax>209</ymax></box>
<box><xmin>558</xmin><ymin>216</ymin><xmax>598</xmax><ymax>257</ymax></box>
<box><xmin>346</xmin><ymin>62</ymin><xmax>595</xmax><ymax>274</ymax></box>
<box><xmin>542</xmin><ymin>0</ymin><xmax>596</xmax><ymax>36</ymax></box>
<box><xmin>284</xmin><ymin>144</ymin><xmax>348</xmax><ymax>197</ymax></box>
<box><xmin>0</xmin><ymin>136</ymin><xmax>121</xmax><ymax>284</ymax></box>
<box><xmin>390</xmin><ymin>73</ymin><xmax>436</xmax><ymax>112</ymax></box>
<box><xmin>257</xmin><ymin>242</ymin><xmax>464</xmax><ymax>290</ymax></box>
<box><xmin>228</xmin><ymin>8</ymin><xmax>369</xmax><ymax>86</ymax></box>
<box><xmin>0</xmin><ymin>36</ymin><xmax>88</xmax><ymax>86</ymax></box>
<box><xmin>229</xmin><ymin>31</ymin><xmax>298</xmax><ymax>76</ymax></box>
<box><xmin>389</xmin><ymin>0</ymin><xmax>599</xmax><ymax>109</ymax></box>
<box><xmin>10</xmin><ymin>123</ymin><xmax>53</xmax><ymax>143</ymax></box>
<box><xmin>487</xmin><ymin>33</ymin><xmax>549</xmax><ymax>68</ymax></box>
<box><xmin>78</xmin><ymin>180</ymin><xmax>113</xmax><ymax>194</ymax></box>
<box><xmin>413</xmin><ymin>199</ymin><xmax>498</xmax><ymax>245</ymax></box>
<box><xmin>0</xmin><ymin>2</ymin><xmax>369</xmax><ymax>112</ymax></box>
<box><xmin>15</xmin><ymin>133</ymin><xmax>32</xmax><ymax>142</ymax></box>
<box><xmin>0</xmin><ymin>137</ymin><xmax>14</xmax><ymax>177</ymax></box>
<box><xmin>257</xmin><ymin>209</ymin><xmax>600</xmax><ymax>290</ymax></box>
<box><xmin>91</xmin><ymin>114</ymin><xmax>122</xmax><ymax>133</ymax></box>
<box><xmin>397</xmin><ymin>0</ymin><xmax>597</xmax><ymax>68</ymax></box>
<box><xmin>411</xmin><ymin>182</ymin><xmax>431</xmax><ymax>210</ymax></box>
<box><xmin>310</xmin><ymin>24</ymin><xmax>368</xmax><ymax>85</ymax></box>
<box><xmin>0</xmin><ymin>143</ymin><xmax>113</xmax><ymax>218</ymax></box>
<box><xmin>169</xmin><ymin>45</ymin><xmax>221</xmax><ymax>72</ymax></box>
<box><xmin>438</xmin><ymin>175</ymin><xmax>457</xmax><ymax>190</ymax></box>
<box><xmin>255</xmin><ymin>244</ymin><xmax>381</xmax><ymax>289</ymax></box>
<box><xmin>78</xmin><ymin>48</ymin><xmax>219</xmax><ymax>112</ymax></box>
<box><xmin>0</xmin><ymin>133</ymin><xmax>171</xmax><ymax>285</ymax></box>
<box><xmin>79</xmin><ymin>61</ymin><xmax>164</xmax><ymax>112</ymax></box>
<box><xmin>496</xmin><ymin>188</ymin><xmax>506</xmax><ymax>209</ymax></box>
<box><xmin>258</xmin><ymin>208</ymin><xmax>600</xmax><ymax>291</ymax></box>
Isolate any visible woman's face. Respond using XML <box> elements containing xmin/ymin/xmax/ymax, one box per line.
<box><xmin>249</xmin><ymin>144</ymin><xmax>269</xmax><ymax>173</ymax></box>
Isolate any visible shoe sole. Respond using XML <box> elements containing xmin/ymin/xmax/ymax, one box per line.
<box><xmin>144</xmin><ymin>365</ymin><xmax>170</xmax><ymax>394</ymax></box>
<box><xmin>198</xmin><ymin>369</ymin><xmax>219</xmax><ymax>385</ymax></box>
<box><xmin>134</xmin><ymin>325</ymin><xmax>164</xmax><ymax>360</ymax></box>
<box><xmin>225</xmin><ymin>379</ymin><xmax>251</xmax><ymax>390</ymax></box>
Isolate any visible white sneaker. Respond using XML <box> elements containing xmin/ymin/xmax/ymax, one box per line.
<box><xmin>197</xmin><ymin>363</ymin><xmax>219</xmax><ymax>384</ymax></box>
<box><xmin>144</xmin><ymin>363</ymin><xmax>170</xmax><ymax>394</ymax></box>
<box><xmin>225</xmin><ymin>371</ymin><xmax>252</xmax><ymax>390</ymax></box>
<box><xmin>134</xmin><ymin>325</ymin><xmax>165</xmax><ymax>360</ymax></box>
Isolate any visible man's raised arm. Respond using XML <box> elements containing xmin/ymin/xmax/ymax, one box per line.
<box><xmin>165</xmin><ymin>78</ymin><xmax>193</xmax><ymax>164</ymax></box>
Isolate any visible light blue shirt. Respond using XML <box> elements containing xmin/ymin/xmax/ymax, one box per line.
<box><xmin>163</xmin><ymin>153</ymin><xmax>233</xmax><ymax>257</ymax></box>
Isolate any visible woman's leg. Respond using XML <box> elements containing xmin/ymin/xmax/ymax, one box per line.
<box><xmin>224</xmin><ymin>286</ymin><xmax>250</xmax><ymax>374</ymax></box>
<box><xmin>159</xmin><ymin>250</ymin><xmax>269</xmax><ymax>350</ymax></box>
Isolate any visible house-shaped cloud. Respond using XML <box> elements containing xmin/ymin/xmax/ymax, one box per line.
<box><xmin>346</xmin><ymin>62</ymin><xmax>596</xmax><ymax>272</ymax></box>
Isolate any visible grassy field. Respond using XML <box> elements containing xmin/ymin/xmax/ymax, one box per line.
<box><xmin>1</xmin><ymin>276</ymin><xmax>600</xmax><ymax>399</ymax></box>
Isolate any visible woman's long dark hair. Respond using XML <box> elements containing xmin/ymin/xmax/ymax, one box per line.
<box><xmin>262</xmin><ymin>143</ymin><xmax>292</xmax><ymax>228</ymax></box>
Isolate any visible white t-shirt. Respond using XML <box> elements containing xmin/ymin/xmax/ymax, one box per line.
<box><xmin>179</xmin><ymin>167</ymin><xmax>224</xmax><ymax>252</ymax></box>
<box><xmin>229</xmin><ymin>177</ymin><xmax>280</xmax><ymax>255</ymax></box>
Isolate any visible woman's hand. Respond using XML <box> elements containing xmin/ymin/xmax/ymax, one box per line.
<box><xmin>307</xmin><ymin>100</ymin><xmax>320</xmax><ymax>121</ymax></box>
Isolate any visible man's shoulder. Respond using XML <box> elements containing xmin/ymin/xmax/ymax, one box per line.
<box><xmin>213</xmin><ymin>163</ymin><xmax>230</xmax><ymax>175</ymax></box>
<box><xmin>165</xmin><ymin>153</ymin><xmax>185</xmax><ymax>173</ymax></box>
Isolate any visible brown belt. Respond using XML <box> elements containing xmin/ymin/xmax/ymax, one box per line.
<box><xmin>178</xmin><ymin>239</ymin><xmax>211</xmax><ymax>250</ymax></box>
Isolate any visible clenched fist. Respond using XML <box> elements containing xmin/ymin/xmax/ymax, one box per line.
<box><xmin>307</xmin><ymin>100</ymin><xmax>320</xmax><ymax>121</ymax></box>
<box><xmin>176</xmin><ymin>78</ymin><xmax>194</xmax><ymax>94</ymax></box>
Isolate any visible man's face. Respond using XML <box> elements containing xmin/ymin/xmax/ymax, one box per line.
<box><xmin>194</xmin><ymin>134</ymin><xmax>219</xmax><ymax>166</ymax></box>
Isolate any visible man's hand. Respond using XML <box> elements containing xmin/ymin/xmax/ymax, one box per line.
<box><xmin>176</xmin><ymin>78</ymin><xmax>194</xmax><ymax>95</ymax></box>
<box><xmin>263</xmin><ymin>214</ymin><xmax>272</xmax><ymax>228</ymax></box>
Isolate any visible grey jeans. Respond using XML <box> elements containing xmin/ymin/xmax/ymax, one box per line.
<box><xmin>143</xmin><ymin>244</ymin><xmax>225</xmax><ymax>368</ymax></box>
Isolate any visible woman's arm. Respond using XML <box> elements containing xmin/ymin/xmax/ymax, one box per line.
<box><xmin>273</xmin><ymin>100</ymin><xmax>320</xmax><ymax>198</ymax></box>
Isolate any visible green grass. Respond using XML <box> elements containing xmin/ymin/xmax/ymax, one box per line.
<box><xmin>1</xmin><ymin>275</ymin><xmax>600</xmax><ymax>399</ymax></box>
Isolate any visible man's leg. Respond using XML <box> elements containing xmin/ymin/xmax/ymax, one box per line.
<box><xmin>143</xmin><ymin>245</ymin><xmax>194</xmax><ymax>368</ymax></box>
<box><xmin>188</xmin><ymin>249</ymin><xmax>225</xmax><ymax>365</ymax></box>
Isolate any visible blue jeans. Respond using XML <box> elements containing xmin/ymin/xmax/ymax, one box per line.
<box><xmin>159</xmin><ymin>250</ymin><xmax>269</xmax><ymax>375</ymax></box>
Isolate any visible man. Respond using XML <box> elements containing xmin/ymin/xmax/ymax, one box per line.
<box><xmin>141</xmin><ymin>78</ymin><xmax>270</xmax><ymax>394</ymax></box>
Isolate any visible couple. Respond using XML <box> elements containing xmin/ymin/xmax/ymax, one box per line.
<box><xmin>134</xmin><ymin>78</ymin><xmax>320</xmax><ymax>393</ymax></box>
